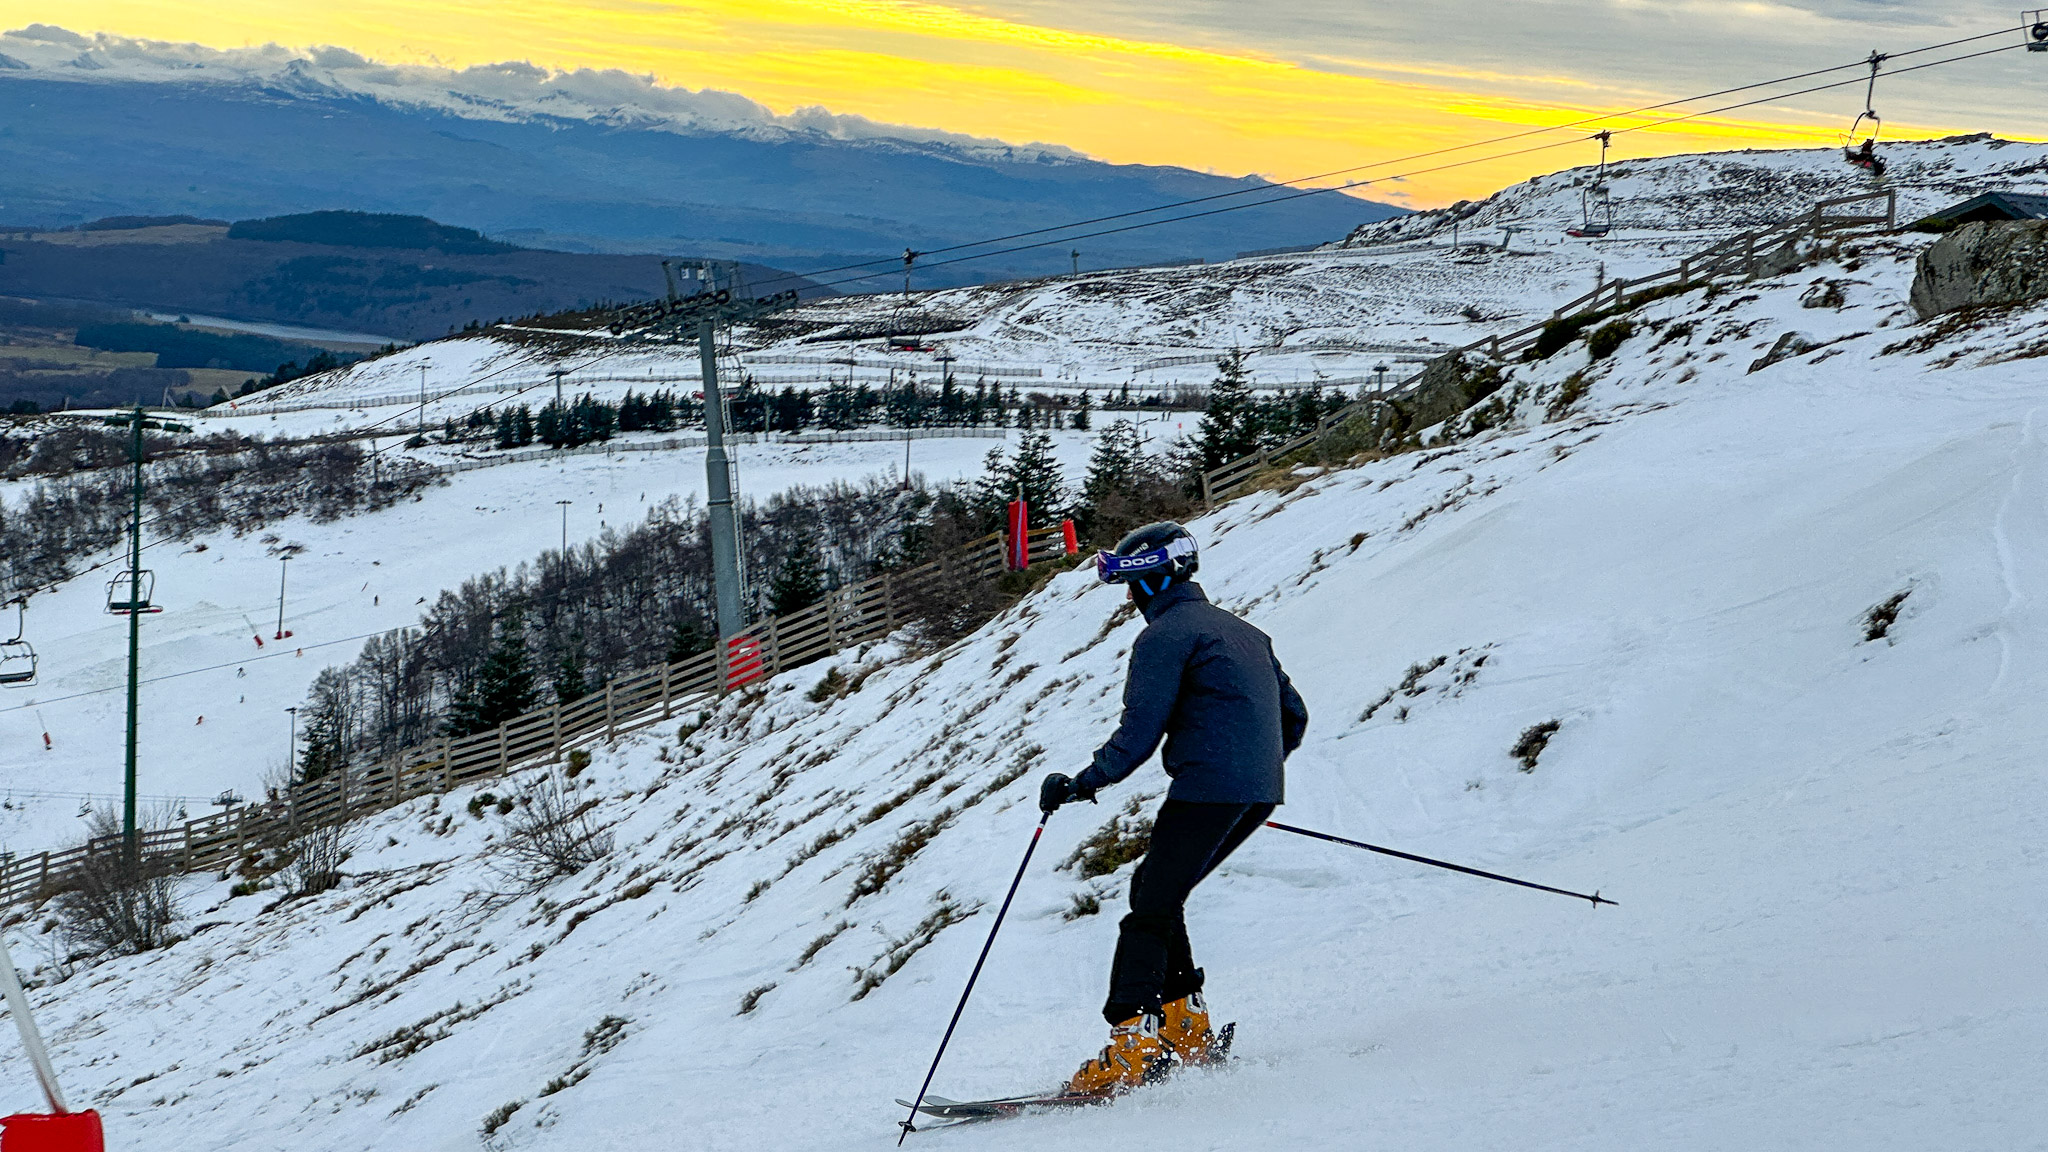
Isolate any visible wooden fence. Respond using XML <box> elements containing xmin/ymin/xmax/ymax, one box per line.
<box><xmin>1199</xmin><ymin>190</ymin><xmax>1897</xmax><ymax>505</ymax></box>
<box><xmin>0</xmin><ymin>524</ymin><xmax>1077</xmax><ymax>908</ymax></box>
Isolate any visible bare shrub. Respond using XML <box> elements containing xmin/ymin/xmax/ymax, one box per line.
<box><xmin>1864</xmin><ymin>590</ymin><xmax>1911</xmax><ymax>642</ymax></box>
<box><xmin>1512</xmin><ymin>720</ymin><xmax>1562</xmax><ymax>772</ymax></box>
<box><xmin>493</xmin><ymin>770</ymin><xmax>614</xmax><ymax>891</ymax></box>
<box><xmin>280</xmin><ymin>821</ymin><xmax>354</xmax><ymax>898</ymax></box>
<box><xmin>54</xmin><ymin>811</ymin><xmax>182</xmax><ymax>958</ymax></box>
<box><xmin>480</xmin><ymin>1099</ymin><xmax>524</xmax><ymax>1136</ymax></box>
<box><xmin>736</xmin><ymin>983</ymin><xmax>776</xmax><ymax>1015</ymax></box>
<box><xmin>1061</xmin><ymin>796</ymin><xmax>1154</xmax><ymax>879</ymax></box>
<box><xmin>851</xmin><ymin>893</ymin><xmax>973</xmax><ymax>1000</ymax></box>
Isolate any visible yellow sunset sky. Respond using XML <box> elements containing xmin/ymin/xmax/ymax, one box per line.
<box><xmin>5</xmin><ymin>0</ymin><xmax>2036</xmax><ymax>207</ymax></box>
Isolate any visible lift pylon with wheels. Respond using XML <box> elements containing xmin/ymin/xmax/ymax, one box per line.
<box><xmin>2027</xmin><ymin>10</ymin><xmax>2048</xmax><ymax>51</ymax></box>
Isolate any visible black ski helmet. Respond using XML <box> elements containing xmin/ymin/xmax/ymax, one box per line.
<box><xmin>1095</xmin><ymin>521</ymin><xmax>1199</xmax><ymax>594</ymax></box>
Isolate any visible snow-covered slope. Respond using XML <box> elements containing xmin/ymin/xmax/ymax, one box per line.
<box><xmin>5</xmin><ymin>220</ymin><xmax>2047</xmax><ymax>1149</ymax></box>
<box><xmin>0</xmin><ymin>426</ymin><xmax>1123</xmax><ymax>847</ymax></box>
<box><xmin>249</xmin><ymin>137</ymin><xmax>2048</xmax><ymax>414</ymax></box>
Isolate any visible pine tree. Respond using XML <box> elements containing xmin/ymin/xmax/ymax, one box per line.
<box><xmin>664</xmin><ymin>613</ymin><xmax>712</xmax><ymax>663</ymax></box>
<box><xmin>447</xmin><ymin>609</ymin><xmax>537</xmax><ymax>736</ymax></box>
<box><xmin>1081</xmin><ymin>419</ymin><xmax>1144</xmax><ymax>510</ymax></box>
<box><xmin>1008</xmin><ymin>430</ymin><xmax>1066</xmax><ymax>527</ymax></box>
<box><xmin>767</xmin><ymin>536</ymin><xmax>828</xmax><ymax>616</ymax></box>
<box><xmin>1072</xmin><ymin>391</ymin><xmax>1093</xmax><ymax>431</ymax></box>
<box><xmin>513</xmin><ymin>406</ymin><xmax>535</xmax><ymax>447</ymax></box>
<box><xmin>537</xmin><ymin>401</ymin><xmax>564</xmax><ymax>447</ymax></box>
<box><xmin>554</xmin><ymin>640</ymin><xmax>588</xmax><ymax>705</ymax></box>
<box><xmin>297</xmin><ymin>667</ymin><xmax>353</xmax><ymax>783</ymax></box>
<box><xmin>1195</xmin><ymin>349</ymin><xmax>1258</xmax><ymax>471</ymax></box>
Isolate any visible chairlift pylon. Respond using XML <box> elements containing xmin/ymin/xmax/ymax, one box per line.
<box><xmin>2027</xmin><ymin>10</ymin><xmax>2048</xmax><ymax>51</ymax></box>
<box><xmin>1842</xmin><ymin>51</ymin><xmax>1890</xmax><ymax>177</ymax></box>
<box><xmin>106</xmin><ymin>570</ymin><xmax>159</xmax><ymax>615</ymax></box>
<box><xmin>1567</xmin><ymin>130</ymin><xmax>1615</xmax><ymax>238</ymax></box>
<box><xmin>0</xmin><ymin>600</ymin><xmax>34</xmax><ymax>687</ymax></box>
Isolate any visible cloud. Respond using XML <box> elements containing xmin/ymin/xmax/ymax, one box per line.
<box><xmin>0</xmin><ymin>25</ymin><xmax>1082</xmax><ymax>158</ymax></box>
<box><xmin>6</xmin><ymin>23</ymin><xmax>87</xmax><ymax>46</ymax></box>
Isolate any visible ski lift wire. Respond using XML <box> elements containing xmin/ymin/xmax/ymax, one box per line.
<box><xmin>752</xmin><ymin>22</ymin><xmax>2036</xmax><ymax>289</ymax></box>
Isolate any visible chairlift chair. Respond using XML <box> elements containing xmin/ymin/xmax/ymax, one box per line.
<box><xmin>1566</xmin><ymin>131</ymin><xmax>1615</xmax><ymax>238</ymax></box>
<box><xmin>1842</xmin><ymin>52</ymin><xmax>1889</xmax><ymax>176</ymax></box>
<box><xmin>0</xmin><ymin>602</ymin><xmax>34</xmax><ymax>687</ymax></box>
<box><xmin>2028</xmin><ymin>10</ymin><xmax>2048</xmax><ymax>51</ymax></box>
<box><xmin>106</xmin><ymin>570</ymin><xmax>160</xmax><ymax>615</ymax></box>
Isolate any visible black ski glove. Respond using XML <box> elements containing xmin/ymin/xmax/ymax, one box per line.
<box><xmin>1038</xmin><ymin>772</ymin><xmax>1097</xmax><ymax>815</ymax></box>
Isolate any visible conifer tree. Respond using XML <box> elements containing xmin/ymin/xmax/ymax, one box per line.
<box><xmin>447</xmin><ymin>609</ymin><xmax>537</xmax><ymax>736</ymax></box>
<box><xmin>1072</xmin><ymin>391</ymin><xmax>1093</xmax><ymax>431</ymax></box>
<box><xmin>297</xmin><ymin>667</ymin><xmax>353</xmax><ymax>783</ymax></box>
<box><xmin>1195</xmin><ymin>349</ymin><xmax>1258</xmax><ymax>470</ymax></box>
<box><xmin>767</xmin><ymin>535</ymin><xmax>828</xmax><ymax>616</ymax></box>
<box><xmin>554</xmin><ymin>639</ymin><xmax>588</xmax><ymax>705</ymax></box>
<box><xmin>1008</xmin><ymin>429</ymin><xmax>1066</xmax><ymax>526</ymax></box>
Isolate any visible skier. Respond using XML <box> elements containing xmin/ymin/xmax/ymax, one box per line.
<box><xmin>1845</xmin><ymin>138</ymin><xmax>1886</xmax><ymax>177</ymax></box>
<box><xmin>1039</xmin><ymin>522</ymin><xmax>1308</xmax><ymax>1095</ymax></box>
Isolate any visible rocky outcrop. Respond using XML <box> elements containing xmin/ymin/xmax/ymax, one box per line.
<box><xmin>1910</xmin><ymin>220</ymin><xmax>2048</xmax><ymax>319</ymax></box>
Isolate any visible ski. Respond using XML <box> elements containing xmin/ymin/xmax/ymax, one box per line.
<box><xmin>894</xmin><ymin>1091</ymin><xmax>1107</xmax><ymax>1126</ymax></box>
<box><xmin>897</xmin><ymin>1023</ymin><xmax>1234</xmax><ymax>1130</ymax></box>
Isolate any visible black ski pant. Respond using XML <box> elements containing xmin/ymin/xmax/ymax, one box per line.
<box><xmin>1103</xmin><ymin>799</ymin><xmax>1275</xmax><ymax>1025</ymax></box>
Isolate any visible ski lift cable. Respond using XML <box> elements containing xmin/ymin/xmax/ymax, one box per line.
<box><xmin>46</xmin><ymin>28</ymin><xmax>2023</xmax><ymax>525</ymax></box>
<box><xmin>752</xmin><ymin>22</ymin><xmax>2034</xmax><ymax>289</ymax></box>
<box><xmin>276</xmin><ymin>26</ymin><xmax>2039</xmax><ymax>445</ymax></box>
<box><xmin>792</xmin><ymin>39</ymin><xmax>2028</xmax><ymax>293</ymax></box>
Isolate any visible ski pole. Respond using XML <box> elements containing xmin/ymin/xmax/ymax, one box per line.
<box><xmin>1265</xmin><ymin>821</ymin><xmax>1615</xmax><ymax>908</ymax></box>
<box><xmin>0</xmin><ymin>937</ymin><xmax>68</xmax><ymax>1113</ymax></box>
<box><xmin>898</xmin><ymin>811</ymin><xmax>1049</xmax><ymax>1143</ymax></box>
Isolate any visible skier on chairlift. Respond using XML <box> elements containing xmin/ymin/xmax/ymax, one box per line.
<box><xmin>1846</xmin><ymin>137</ymin><xmax>1887</xmax><ymax>177</ymax></box>
<box><xmin>1842</xmin><ymin>51</ymin><xmax>1889</xmax><ymax>178</ymax></box>
<box><xmin>1039</xmin><ymin>522</ymin><xmax>1309</xmax><ymax>1094</ymax></box>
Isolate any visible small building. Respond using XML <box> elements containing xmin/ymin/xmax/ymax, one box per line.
<box><xmin>1912</xmin><ymin>191</ymin><xmax>2048</xmax><ymax>230</ymax></box>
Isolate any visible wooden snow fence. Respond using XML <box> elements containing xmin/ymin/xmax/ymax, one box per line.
<box><xmin>0</xmin><ymin>524</ymin><xmax>1077</xmax><ymax>909</ymax></box>
<box><xmin>1200</xmin><ymin>190</ymin><xmax>1897</xmax><ymax>506</ymax></box>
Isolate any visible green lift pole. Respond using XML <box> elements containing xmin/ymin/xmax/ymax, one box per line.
<box><xmin>123</xmin><ymin>406</ymin><xmax>144</xmax><ymax>860</ymax></box>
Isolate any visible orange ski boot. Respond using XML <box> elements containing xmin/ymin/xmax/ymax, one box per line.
<box><xmin>1066</xmin><ymin>1012</ymin><xmax>1171</xmax><ymax>1097</ymax></box>
<box><xmin>1159</xmin><ymin>990</ymin><xmax>1220</xmax><ymax>1065</ymax></box>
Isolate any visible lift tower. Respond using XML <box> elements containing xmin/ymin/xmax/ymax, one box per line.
<box><xmin>609</xmin><ymin>281</ymin><xmax>802</xmax><ymax>638</ymax></box>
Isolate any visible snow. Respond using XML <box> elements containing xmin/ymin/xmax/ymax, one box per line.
<box><xmin>0</xmin><ymin>427</ymin><xmax>1118</xmax><ymax>846</ymax></box>
<box><xmin>240</xmin><ymin>136</ymin><xmax>2048</xmax><ymax>421</ymax></box>
<box><xmin>4</xmin><ymin>143</ymin><xmax>2048</xmax><ymax>1150</ymax></box>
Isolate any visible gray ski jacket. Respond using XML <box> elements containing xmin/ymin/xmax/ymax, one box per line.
<box><xmin>1075</xmin><ymin>581</ymin><xmax>1307</xmax><ymax>804</ymax></box>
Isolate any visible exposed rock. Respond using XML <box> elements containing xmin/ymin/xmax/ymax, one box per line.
<box><xmin>1800</xmin><ymin>280</ymin><xmax>1846</xmax><ymax>309</ymax></box>
<box><xmin>1909</xmin><ymin>220</ymin><xmax>2048</xmax><ymax>319</ymax></box>
<box><xmin>1749</xmin><ymin>331</ymin><xmax>1818</xmax><ymax>373</ymax></box>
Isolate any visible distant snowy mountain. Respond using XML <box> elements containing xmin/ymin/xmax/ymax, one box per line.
<box><xmin>0</xmin><ymin>27</ymin><xmax>1401</xmax><ymax>287</ymax></box>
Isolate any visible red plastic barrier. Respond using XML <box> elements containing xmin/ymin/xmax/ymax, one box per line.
<box><xmin>1060</xmin><ymin>519</ymin><xmax>1079</xmax><ymax>555</ymax></box>
<box><xmin>1</xmin><ymin>1111</ymin><xmax>104</xmax><ymax>1152</ymax></box>
<box><xmin>724</xmin><ymin>635</ymin><xmax>765</xmax><ymax>690</ymax></box>
<box><xmin>1006</xmin><ymin>500</ymin><xmax>1030</xmax><ymax>570</ymax></box>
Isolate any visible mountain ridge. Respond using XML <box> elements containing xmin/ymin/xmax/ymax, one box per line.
<box><xmin>0</xmin><ymin>27</ymin><xmax>1402</xmax><ymax>286</ymax></box>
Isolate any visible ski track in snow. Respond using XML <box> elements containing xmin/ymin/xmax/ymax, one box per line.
<box><xmin>3</xmin><ymin>143</ymin><xmax>2048</xmax><ymax>1149</ymax></box>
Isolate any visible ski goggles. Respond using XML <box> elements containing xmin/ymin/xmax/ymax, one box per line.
<box><xmin>1093</xmin><ymin>537</ymin><xmax>1194</xmax><ymax>584</ymax></box>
